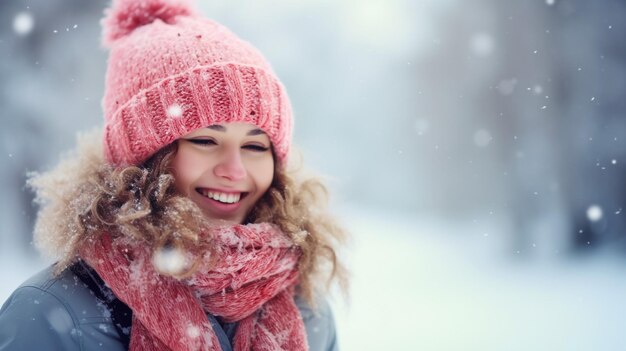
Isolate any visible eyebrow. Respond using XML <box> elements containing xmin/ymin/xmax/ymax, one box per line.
<box><xmin>206</xmin><ymin>125</ymin><xmax>266</xmax><ymax>136</ymax></box>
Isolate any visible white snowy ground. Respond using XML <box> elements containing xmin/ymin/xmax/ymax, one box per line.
<box><xmin>2</xmin><ymin>206</ymin><xmax>626</xmax><ymax>350</ymax></box>
<box><xmin>332</xmin><ymin>207</ymin><xmax>626</xmax><ymax>351</ymax></box>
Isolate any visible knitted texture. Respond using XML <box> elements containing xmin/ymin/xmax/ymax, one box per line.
<box><xmin>101</xmin><ymin>0</ymin><xmax>293</xmax><ymax>166</ymax></box>
<box><xmin>79</xmin><ymin>223</ymin><xmax>308</xmax><ymax>351</ymax></box>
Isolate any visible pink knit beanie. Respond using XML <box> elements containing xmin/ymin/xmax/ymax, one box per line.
<box><xmin>101</xmin><ymin>0</ymin><xmax>293</xmax><ymax>166</ymax></box>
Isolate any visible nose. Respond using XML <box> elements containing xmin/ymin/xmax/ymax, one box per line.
<box><xmin>214</xmin><ymin>148</ymin><xmax>246</xmax><ymax>181</ymax></box>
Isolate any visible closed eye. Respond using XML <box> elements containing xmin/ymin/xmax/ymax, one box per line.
<box><xmin>186</xmin><ymin>138</ymin><xmax>216</xmax><ymax>146</ymax></box>
<box><xmin>243</xmin><ymin>144</ymin><xmax>270</xmax><ymax>152</ymax></box>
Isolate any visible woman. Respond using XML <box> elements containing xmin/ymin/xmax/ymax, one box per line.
<box><xmin>0</xmin><ymin>0</ymin><xmax>347</xmax><ymax>350</ymax></box>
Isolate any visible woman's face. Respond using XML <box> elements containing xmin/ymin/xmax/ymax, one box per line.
<box><xmin>171</xmin><ymin>122</ymin><xmax>274</xmax><ymax>224</ymax></box>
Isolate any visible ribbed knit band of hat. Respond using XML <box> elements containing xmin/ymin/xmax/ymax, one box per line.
<box><xmin>101</xmin><ymin>0</ymin><xmax>293</xmax><ymax>166</ymax></box>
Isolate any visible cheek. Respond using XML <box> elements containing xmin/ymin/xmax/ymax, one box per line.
<box><xmin>252</xmin><ymin>158</ymin><xmax>274</xmax><ymax>193</ymax></box>
<box><xmin>259</xmin><ymin>167</ymin><xmax>274</xmax><ymax>193</ymax></box>
<box><xmin>171</xmin><ymin>151</ymin><xmax>202</xmax><ymax>195</ymax></box>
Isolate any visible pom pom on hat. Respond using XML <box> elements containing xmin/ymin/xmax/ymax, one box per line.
<box><xmin>102</xmin><ymin>0</ymin><xmax>197</xmax><ymax>47</ymax></box>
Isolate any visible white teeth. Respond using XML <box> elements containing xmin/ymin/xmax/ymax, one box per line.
<box><xmin>201</xmin><ymin>190</ymin><xmax>241</xmax><ymax>204</ymax></box>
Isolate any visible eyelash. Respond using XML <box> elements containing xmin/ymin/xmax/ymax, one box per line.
<box><xmin>243</xmin><ymin>145</ymin><xmax>269</xmax><ymax>152</ymax></box>
<box><xmin>187</xmin><ymin>139</ymin><xmax>269</xmax><ymax>152</ymax></box>
<box><xmin>188</xmin><ymin>139</ymin><xmax>216</xmax><ymax>146</ymax></box>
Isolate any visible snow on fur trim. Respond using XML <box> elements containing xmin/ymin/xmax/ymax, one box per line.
<box><xmin>101</xmin><ymin>0</ymin><xmax>197</xmax><ymax>47</ymax></box>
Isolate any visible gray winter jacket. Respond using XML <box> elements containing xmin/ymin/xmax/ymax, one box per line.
<box><xmin>0</xmin><ymin>264</ymin><xmax>338</xmax><ymax>350</ymax></box>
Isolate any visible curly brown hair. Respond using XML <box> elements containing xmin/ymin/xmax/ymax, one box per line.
<box><xmin>29</xmin><ymin>129</ymin><xmax>348</xmax><ymax>304</ymax></box>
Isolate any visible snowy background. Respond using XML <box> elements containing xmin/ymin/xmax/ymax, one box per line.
<box><xmin>2</xmin><ymin>0</ymin><xmax>626</xmax><ymax>350</ymax></box>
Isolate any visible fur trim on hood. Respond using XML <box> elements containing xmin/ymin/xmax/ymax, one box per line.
<box><xmin>28</xmin><ymin>129</ymin><xmax>110</xmax><ymax>265</ymax></box>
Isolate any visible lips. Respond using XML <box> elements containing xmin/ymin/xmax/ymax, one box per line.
<box><xmin>191</xmin><ymin>187</ymin><xmax>251</xmax><ymax>222</ymax></box>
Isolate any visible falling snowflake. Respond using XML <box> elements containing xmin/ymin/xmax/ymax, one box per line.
<box><xmin>48</xmin><ymin>308</ymin><xmax>72</xmax><ymax>333</ymax></box>
<box><xmin>587</xmin><ymin>205</ymin><xmax>603</xmax><ymax>222</ymax></box>
<box><xmin>167</xmin><ymin>103</ymin><xmax>183</xmax><ymax>119</ymax></box>
<box><xmin>186</xmin><ymin>324</ymin><xmax>201</xmax><ymax>338</ymax></box>
<box><xmin>13</xmin><ymin>12</ymin><xmax>34</xmax><ymax>36</ymax></box>
<box><xmin>152</xmin><ymin>246</ymin><xmax>188</xmax><ymax>275</ymax></box>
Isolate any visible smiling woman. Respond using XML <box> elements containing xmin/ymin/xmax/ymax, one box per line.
<box><xmin>172</xmin><ymin>123</ymin><xmax>275</xmax><ymax>224</ymax></box>
<box><xmin>0</xmin><ymin>0</ymin><xmax>347</xmax><ymax>350</ymax></box>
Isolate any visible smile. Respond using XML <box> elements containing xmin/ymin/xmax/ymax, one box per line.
<box><xmin>197</xmin><ymin>189</ymin><xmax>245</xmax><ymax>204</ymax></box>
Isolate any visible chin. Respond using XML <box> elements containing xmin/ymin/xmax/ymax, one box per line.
<box><xmin>201</xmin><ymin>212</ymin><xmax>244</xmax><ymax>225</ymax></box>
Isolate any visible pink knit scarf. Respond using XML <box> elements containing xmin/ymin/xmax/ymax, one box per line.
<box><xmin>79</xmin><ymin>223</ymin><xmax>308</xmax><ymax>351</ymax></box>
